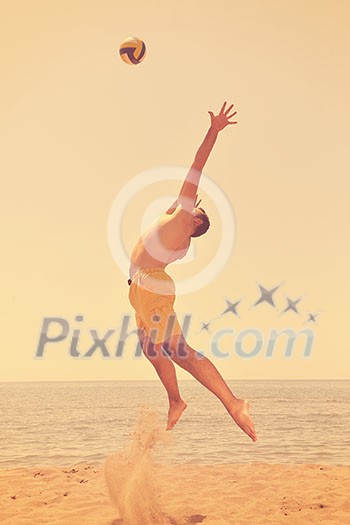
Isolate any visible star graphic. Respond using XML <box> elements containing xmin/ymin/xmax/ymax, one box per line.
<box><xmin>305</xmin><ymin>311</ymin><xmax>320</xmax><ymax>325</ymax></box>
<box><xmin>280</xmin><ymin>296</ymin><xmax>303</xmax><ymax>315</ymax></box>
<box><xmin>221</xmin><ymin>298</ymin><xmax>242</xmax><ymax>318</ymax></box>
<box><xmin>253</xmin><ymin>282</ymin><xmax>282</xmax><ymax>308</ymax></box>
<box><xmin>198</xmin><ymin>320</ymin><xmax>212</xmax><ymax>333</ymax></box>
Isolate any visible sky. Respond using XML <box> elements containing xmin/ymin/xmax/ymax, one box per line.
<box><xmin>1</xmin><ymin>0</ymin><xmax>349</xmax><ymax>381</ymax></box>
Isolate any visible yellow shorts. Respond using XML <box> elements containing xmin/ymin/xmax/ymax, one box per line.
<box><xmin>128</xmin><ymin>267</ymin><xmax>182</xmax><ymax>345</ymax></box>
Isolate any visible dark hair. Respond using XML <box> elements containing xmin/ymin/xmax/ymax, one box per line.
<box><xmin>191</xmin><ymin>208</ymin><xmax>210</xmax><ymax>238</ymax></box>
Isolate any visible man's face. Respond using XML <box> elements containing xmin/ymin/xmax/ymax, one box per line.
<box><xmin>191</xmin><ymin>208</ymin><xmax>205</xmax><ymax>230</ymax></box>
<box><xmin>192</xmin><ymin>207</ymin><xmax>202</xmax><ymax>219</ymax></box>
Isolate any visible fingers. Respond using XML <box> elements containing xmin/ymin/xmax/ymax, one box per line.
<box><xmin>209</xmin><ymin>103</ymin><xmax>238</xmax><ymax>128</ymax></box>
<box><xmin>227</xmin><ymin>110</ymin><xmax>238</xmax><ymax>125</ymax></box>
<box><xmin>211</xmin><ymin>103</ymin><xmax>236</xmax><ymax>116</ymax></box>
<box><xmin>219</xmin><ymin>101</ymin><xmax>227</xmax><ymax>114</ymax></box>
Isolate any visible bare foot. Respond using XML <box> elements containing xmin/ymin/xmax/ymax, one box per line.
<box><xmin>166</xmin><ymin>399</ymin><xmax>187</xmax><ymax>430</ymax></box>
<box><xmin>229</xmin><ymin>399</ymin><xmax>257</xmax><ymax>442</ymax></box>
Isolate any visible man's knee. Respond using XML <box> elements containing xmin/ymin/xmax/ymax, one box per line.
<box><xmin>141</xmin><ymin>337</ymin><xmax>166</xmax><ymax>360</ymax></box>
<box><xmin>139</xmin><ymin>335</ymin><xmax>154</xmax><ymax>357</ymax></box>
<box><xmin>163</xmin><ymin>336</ymin><xmax>193</xmax><ymax>362</ymax></box>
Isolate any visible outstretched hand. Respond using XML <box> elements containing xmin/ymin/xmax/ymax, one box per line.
<box><xmin>208</xmin><ymin>101</ymin><xmax>238</xmax><ymax>132</ymax></box>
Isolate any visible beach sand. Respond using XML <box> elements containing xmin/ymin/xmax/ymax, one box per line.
<box><xmin>0</xmin><ymin>462</ymin><xmax>349</xmax><ymax>525</ymax></box>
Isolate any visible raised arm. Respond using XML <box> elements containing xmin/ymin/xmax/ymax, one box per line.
<box><xmin>176</xmin><ymin>101</ymin><xmax>237</xmax><ymax>213</ymax></box>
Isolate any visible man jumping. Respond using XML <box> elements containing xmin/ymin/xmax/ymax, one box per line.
<box><xmin>127</xmin><ymin>102</ymin><xmax>257</xmax><ymax>442</ymax></box>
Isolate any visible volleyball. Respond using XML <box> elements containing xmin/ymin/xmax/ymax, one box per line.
<box><xmin>119</xmin><ymin>37</ymin><xmax>146</xmax><ymax>65</ymax></box>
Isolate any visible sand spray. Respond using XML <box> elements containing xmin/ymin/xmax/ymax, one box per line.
<box><xmin>104</xmin><ymin>407</ymin><xmax>174</xmax><ymax>525</ymax></box>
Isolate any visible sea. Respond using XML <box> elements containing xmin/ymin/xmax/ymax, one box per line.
<box><xmin>0</xmin><ymin>380</ymin><xmax>349</xmax><ymax>468</ymax></box>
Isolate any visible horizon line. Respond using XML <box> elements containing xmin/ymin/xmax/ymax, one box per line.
<box><xmin>0</xmin><ymin>378</ymin><xmax>349</xmax><ymax>384</ymax></box>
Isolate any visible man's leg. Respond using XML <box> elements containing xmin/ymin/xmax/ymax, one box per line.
<box><xmin>163</xmin><ymin>334</ymin><xmax>257</xmax><ymax>441</ymax></box>
<box><xmin>141</xmin><ymin>335</ymin><xmax>187</xmax><ymax>430</ymax></box>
